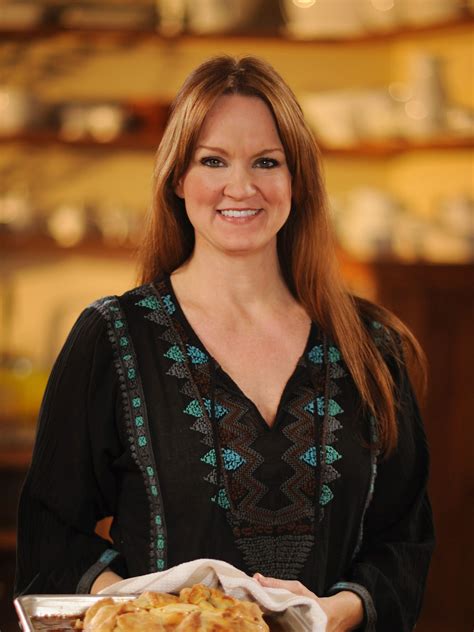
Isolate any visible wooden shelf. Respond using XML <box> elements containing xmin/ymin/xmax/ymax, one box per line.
<box><xmin>0</xmin><ymin>233</ymin><xmax>137</xmax><ymax>261</ymax></box>
<box><xmin>2</xmin><ymin>130</ymin><xmax>472</xmax><ymax>156</ymax></box>
<box><xmin>0</xmin><ymin>13</ymin><xmax>472</xmax><ymax>44</ymax></box>
<box><xmin>0</xmin><ymin>130</ymin><xmax>161</xmax><ymax>151</ymax></box>
<box><xmin>320</xmin><ymin>136</ymin><xmax>474</xmax><ymax>157</ymax></box>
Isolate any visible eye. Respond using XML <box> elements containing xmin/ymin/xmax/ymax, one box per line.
<box><xmin>254</xmin><ymin>157</ymin><xmax>279</xmax><ymax>169</ymax></box>
<box><xmin>200</xmin><ymin>156</ymin><xmax>225</xmax><ymax>168</ymax></box>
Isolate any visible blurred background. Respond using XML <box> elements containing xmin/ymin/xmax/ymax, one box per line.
<box><xmin>0</xmin><ymin>0</ymin><xmax>472</xmax><ymax>630</ymax></box>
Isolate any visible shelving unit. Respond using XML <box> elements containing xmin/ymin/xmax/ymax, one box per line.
<box><xmin>1</xmin><ymin>130</ymin><xmax>472</xmax><ymax>155</ymax></box>
<box><xmin>1</xmin><ymin>12</ymin><xmax>472</xmax><ymax>43</ymax></box>
<box><xmin>0</xmin><ymin>130</ymin><xmax>161</xmax><ymax>151</ymax></box>
<box><xmin>0</xmin><ymin>233</ymin><xmax>136</xmax><ymax>260</ymax></box>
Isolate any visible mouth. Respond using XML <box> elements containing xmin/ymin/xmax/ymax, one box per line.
<box><xmin>217</xmin><ymin>208</ymin><xmax>262</xmax><ymax>218</ymax></box>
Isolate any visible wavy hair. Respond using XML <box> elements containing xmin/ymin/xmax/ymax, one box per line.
<box><xmin>139</xmin><ymin>55</ymin><xmax>426</xmax><ymax>455</ymax></box>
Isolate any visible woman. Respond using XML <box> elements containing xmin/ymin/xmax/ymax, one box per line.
<box><xmin>16</xmin><ymin>56</ymin><xmax>434</xmax><ymax>631</ymax></box>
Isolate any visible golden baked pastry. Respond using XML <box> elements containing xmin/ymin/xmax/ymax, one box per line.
<box><xmin>79</xmin><ymin>584</ymin><xmax>269</xmax><ymax>632</ymax></box>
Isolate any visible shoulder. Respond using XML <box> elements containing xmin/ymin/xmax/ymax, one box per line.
<box><xmin>83</xmin><ymin>281</ymin><xmax>162</xmax><ymax>322</ymax></box>
<box><xmin>353</xmin><ymin>295</ymin><xmax>426</xmax><ymax>401</ymax></box>
<box><xmin>114</xmin><ymin>278</ymin><xmax>176</xmax><ymax>320</ymax></box>
<box><xmin>353</xmin><ymin>295</ymin><xmax>402</xmax><ymax>360</ymax></box>
<box><xmin>78</xmin><ymin>281</ymin><xmax>176</xmax><ymax>350</ymax></box>
<box><xmin>64</xmin><ymin>284</ymin><xmax>155</xmax><ymax>349</ymax></box>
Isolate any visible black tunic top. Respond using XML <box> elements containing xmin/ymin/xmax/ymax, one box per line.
<box><xmin>15</xmin><ymin>278</ymin><xmax>434</xmax><ymax>631</ymax></box>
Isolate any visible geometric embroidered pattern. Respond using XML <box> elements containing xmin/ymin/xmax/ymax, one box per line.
<box><xmin>140</xmin><ymin>277</ymin><xmax>347</xmax><ymax>580</ymax></box>
<box><xmin>93</xmin><ymin>292</ymin><xmax>167</xmax><ymax>572</ymax></box>
<box><xmin>284</xmin><ymin>342</ymin><xmax>345</xmax><ymax>517</ymax></box>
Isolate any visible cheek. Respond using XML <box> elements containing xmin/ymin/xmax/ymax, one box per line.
<box><xmin>266</xmin><ymin>175</ymin><xmax>292</xmax><ymax>209</ymax></box>
<box><xmin>183</xmin><ymin>172</ymin><xmax>221</xmax><ymax>208</ymax></box>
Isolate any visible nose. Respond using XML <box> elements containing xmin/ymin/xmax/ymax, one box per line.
<box><xmin>223</xmin><ymin>165</ymin><xmax>257</xmax><ymax>200</ymax></box>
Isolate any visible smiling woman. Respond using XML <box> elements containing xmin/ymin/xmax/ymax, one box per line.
<box><xmin>16</xmin><ymin>56</ymin><xmax>434</xmax><ymax>632</ymax></box>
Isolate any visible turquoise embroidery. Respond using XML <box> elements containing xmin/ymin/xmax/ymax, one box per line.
<box><xmin>186</xmin><ymin>344</ymin><xmax>208</xmax><ymax>365</ymax></box>
<box><xmin>136</xmin><ymin>293</ymin><xmax>175</xmax><ymax>314</ymax></box>
<box><xmin>320</xmin><ymin>485</ymin><xmax>334</xmax><ymax>505</ymax></box>
<box><xmin>201</xmin><ymin>449</ymin><xmax>217</xmax><ymax>467</ymax></box>
<box><xmin>136</xmin><ymin>295</ymin><xmax>161</xmax><ymax>311</ymax></box>
<box><xmin>212</xmin><ymin>488</ymin><xmax>231</xmax><ymax>510</ymax></box>
<box><xmin>304</xmin><ymin>397</ymin><xmax>343</xmax><ymax>417</ymax></box>
<box><xmin>162</xmin><ymin>294</ymin><xmax>176</xmax><ymax>315</ymax></box>
<box><xmin>99</xmin><ymin>549</ymin><xmax>119</xmax><ymax>565</ymax></box>
<box><xmin>327</xmin><ymin>398</ymin><xmax>343</xmax><ymax>416</ymax></box>
<box><xmin>308</xmin><ymin>345</ymin><xmax>324</xmax><ymax>364</ymax></box>
<box><xmin>300</xmin><ymin>445</ymin><xmax>342</xmax><ymax>467</ymax></box>
<box><xmin>223</xmin><ymin>448</ymin><xmax>245</xmax><ymax>471</ymax></box>
<box><xmin>94</xmin><ymin>292</ymin><xmax>167</xmax><ymax>574</ymax></box>
<box><xmin>303</xmin><ymin>339</ymin><xmax>345</xmax><ymax>508</ymax></box>
<box><xmin>184</xmin><ymin>399</ymin><xmax>203</xmax><ymax>418</ymax></box>
<box><xmin>325</xmin><ymin>445</ymin><xmax>342</xmax><ymax>464</ymax></box>
<box><xmin>202</xmin><ymin>449</ymin><xmax>245</xmax><ymax>472</ymax></box>
<box><xmin>164</xmin><ymin>345</ymin><xmax>185</xmax><ymax>363</ymax></box>
<box><xmin>309</xmin><ymin>344</ymin><xmax>341</xmax><ymax>364</ymax></box>
<box><xmin>203</xmin><ymin>398</ymin><xmax>229</xmax><ymax>421</ymax></box>
<box><xmin>300</xmin><ymin>446</ymin><xmax>317</xmax><ymax>467</ymax></box>
<box><xmin>164</xmin><ymin>344</ymin><xmax>208</xmax><ymax>365</ymax></box>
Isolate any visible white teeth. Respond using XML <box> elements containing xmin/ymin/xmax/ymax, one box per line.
<box><xmin>220</xmin><ymin>209</ymin><xmax>260</xmax><ymax>218</ymax></box>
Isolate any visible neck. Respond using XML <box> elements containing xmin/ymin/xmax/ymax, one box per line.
<box><xmin>171</xmin><ymin>244</ymin><xmax>295</xmax><ymax>316</ymax></box>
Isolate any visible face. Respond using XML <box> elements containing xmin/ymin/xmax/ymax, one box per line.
<box><xmin>175</xmin><ymin>95</ymin><xmax>292</xmax><ymax>259</ymax></box>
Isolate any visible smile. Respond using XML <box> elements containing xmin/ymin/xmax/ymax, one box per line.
<box><xmin>218</xmin><ymin>209</ymin><xmax>261</xmax><ymax>217</ymax></box>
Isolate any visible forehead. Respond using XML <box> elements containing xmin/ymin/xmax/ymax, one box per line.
<box><xmin>197</xmin><ymin>94</ymin><xmax>282</xmax><ymax>146</ymax></box>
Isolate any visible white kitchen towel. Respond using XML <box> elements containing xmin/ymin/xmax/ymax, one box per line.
<box><xmin>100</xmin><ymin>558</ymin><xmax>327</xmax><ymax>631</ymax></box>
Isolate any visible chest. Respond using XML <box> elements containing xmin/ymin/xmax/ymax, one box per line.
<box><xmin>188</xmin><ymin>319</ymin><xmax>311</xmax><ymax>427</ymax></box>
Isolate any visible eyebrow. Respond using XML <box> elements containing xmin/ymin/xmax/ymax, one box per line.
<box><xmin>195</xmin><ymin>145</ymin><xmax>285</xmax><ymax>157</ymax></box>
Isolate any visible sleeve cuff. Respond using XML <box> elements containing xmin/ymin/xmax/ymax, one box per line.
<box><xmin>327</xmin><ymin>581</ymin><xmax>377</xmax><ymax>632</ymax></box>
<box><xmin>76</xmin><ymin>548</ymin><xmax>121</xmax><ymax>594</ymax></box>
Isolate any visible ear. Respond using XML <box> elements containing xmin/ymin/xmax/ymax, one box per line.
<box><xmin>175</xmin><ymin>178</ymin><xmax>184</xmax><ymax>199</ymax></box>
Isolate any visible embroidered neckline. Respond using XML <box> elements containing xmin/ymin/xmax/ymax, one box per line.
<box><xmin>162</xmin><ymin>274</ymin><xmax>316</xmax><ymax>429</ymax></box>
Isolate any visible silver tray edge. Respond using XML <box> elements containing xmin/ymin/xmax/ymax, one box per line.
<box><xmin>14</xmin><ymin>594</ymin><xmax>139</xmax><ymax>631</ymax></box>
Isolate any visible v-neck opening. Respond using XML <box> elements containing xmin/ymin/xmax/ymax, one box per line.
<box><xmin>161</xmin><ymin>274</ymin><xmax>316</xmax><ymax>432</ymax></box>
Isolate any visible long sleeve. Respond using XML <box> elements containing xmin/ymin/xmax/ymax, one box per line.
<box><xmin>15</xmin><ymin>305</ymin><xmax>127</xmax><ymax>595</ymax></box>
<box><xmin>329</xmin><ymin>352</ymin><xmax>435</xmax><ymax>631</ymax></box>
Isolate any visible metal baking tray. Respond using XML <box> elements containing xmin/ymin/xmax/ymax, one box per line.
<box><xmin>14</xmin><ymin>594</ymin><xmax>137</xmax><ymax>632</ymax></box>
<box><xmin>14</xmin><ymin>593</ymin><xmax>308</xmax><ymax>631</ymax></box>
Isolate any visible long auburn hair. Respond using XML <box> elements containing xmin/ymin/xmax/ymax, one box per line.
<box><xmin>139</xmin><ymin>55</ymin><xmax>426</xmax><ymax>456</ymax></box>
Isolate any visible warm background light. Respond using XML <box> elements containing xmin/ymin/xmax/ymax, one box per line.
<box><xmin>0</xmin><ymin>2</ymin><xmax>472</xmax><ymax>630</ymax></box>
